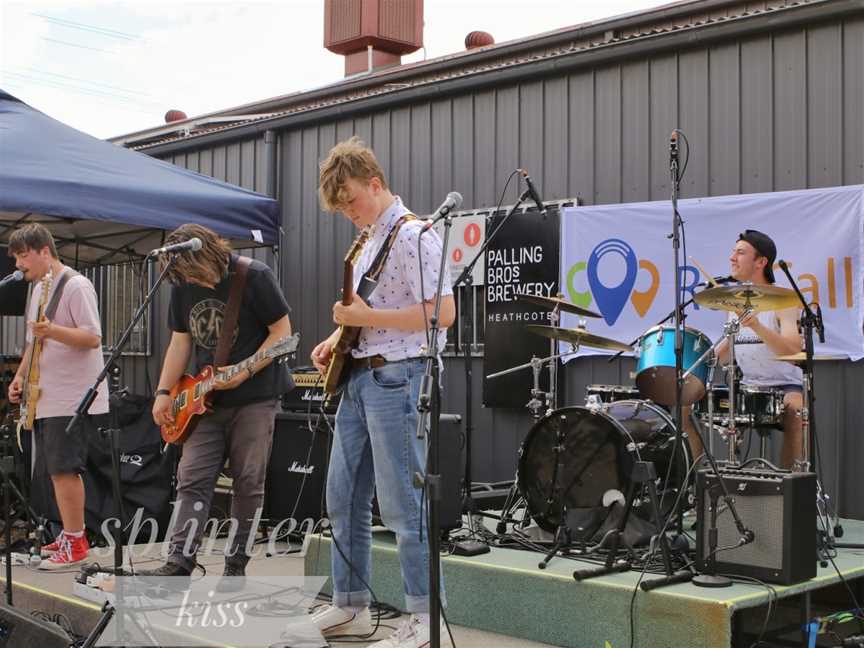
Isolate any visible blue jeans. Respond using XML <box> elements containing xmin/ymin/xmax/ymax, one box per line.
<box><xmin>326</xmin><ymin>357</ymin><xmax>444</xmax><ymax>613</ymax></box>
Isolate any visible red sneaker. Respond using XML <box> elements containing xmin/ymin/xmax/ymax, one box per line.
<box><xmin>38</xmin><ymin>533</ymin><xmax>89</xmax><ymax>570</ymax></box>
<box><xmin>40</xmin><ymin>532</ymin><xmax>64</xmax><ymax>557</ymax></box>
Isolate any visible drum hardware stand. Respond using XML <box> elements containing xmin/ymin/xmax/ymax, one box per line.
<box><xmin>574</xmin><ymin>461</ymin><xmax>688</xmax><ymax>587</ymax></box>
<box><xmin>685</xmin><ymin>313</ymin><xmax>750</xmax><ymax>467</ymax></box>
<box><xmin>486</xmin><ymin>345</ymin><xmax>578</xmax><ymax>419</ymax></box>
<box><xmin>538</xmin><ymin>504</ymin><xmax>573</xmax><ymax>570</ymax></box>
<box><xmin>775</xmin><ymin>262</ymin><xmax>849</xmax><ymax>556</ymax></box>
<box><xmin>452</xmin><ymin>172</ymin><xmax>539</xmax><ymax>528</ymax></box>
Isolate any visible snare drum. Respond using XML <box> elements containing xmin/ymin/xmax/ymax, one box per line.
<box><xmin>585</xmin><ymin>384</ymin><xmax>640</xmax><ymax>404</ymax></box>
<box><xmin>635</xmin><ymin>325</ymin><xmax>712</xmax><ymax>406</ymax></box>
<box><xmin>695</xmin><ymin>385</ymin><xmax>786</xmax><ymax>428</ymax></box>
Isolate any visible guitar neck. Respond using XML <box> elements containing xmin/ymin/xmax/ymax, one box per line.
<box><xmin>206</xmin><ymin>346</ymin><xmax>278</xmax><ymax>391</ymax></box>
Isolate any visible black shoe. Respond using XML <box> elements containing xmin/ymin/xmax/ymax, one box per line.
<box><xmin>137</xmin><ymin>562</ymin><xmax>192</xmax><ymax>577</ymax></box>
<box><xmin>215</xmin><ymin>561</ymin><xmax>246</xmax><ymax>593</ymax></box>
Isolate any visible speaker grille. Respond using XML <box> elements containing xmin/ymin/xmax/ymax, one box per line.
<box><xmin>702</xmin><ymin>492</ymin><xmax>783</xmax><ymax>570</ymax></box>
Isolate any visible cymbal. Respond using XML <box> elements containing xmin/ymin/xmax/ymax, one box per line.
<box><xmin>775</xmin><ymin>353</ymin><xmax>847</xmax><ymax>363</ymax></box>
<box><xmin>517</xmin><ymin>294</ymin><xmax>601</xmax><ymax>318</ymax></box>
<box><xmin>525</xmin><ymin>325</ymin><xmax>632</xmax><ymax>352</ymax></box>
<box><xmin>694</xmin><ymin>283</ymin><xmax>800</xmax><ymax>312</ymax></box>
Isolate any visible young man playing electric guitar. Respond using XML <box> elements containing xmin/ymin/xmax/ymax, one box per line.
<box><xmin>7</xmin><ymin>223</ymin><xmax>109</xmax><ymax>569</ymax></box>
<box><xmin>144</xmin><ymin>224</ymin><xmax>293</xmax><ymax>587</ymax></box>
<box><xmin>310</xmin><ymin>137</ymin><xmax>456</xmax><ymax>647</ymax></box>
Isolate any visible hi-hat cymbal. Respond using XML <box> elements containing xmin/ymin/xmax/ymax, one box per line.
<box><xmin>775</xmin><ymin>353</ymin><xmax>847</xmax><ymax>363</ymax></box>
<box><xmin>517</xmin><ymin>294</ymin><xmax>601</xmax><ymax>318</ymax></box>
<box><xmin>525</xmin><ymin>325</ymin><xmax>632</xmax><ymax>352</ymax></box>
<box><xmin>694</xmin><ymin>283</ymin><xmax>799</xmax><ymax>312</ymax></box>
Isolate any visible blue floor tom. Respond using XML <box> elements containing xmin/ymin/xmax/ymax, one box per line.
<box><xmin>635</xmin><ymin>325</ymin><xmax>712</xmax><ymax>406</ymax></box>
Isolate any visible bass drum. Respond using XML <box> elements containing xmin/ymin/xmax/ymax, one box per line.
<box><xmin>517</xmin><ymin>401</ymin><xmax>691</xmax><ymax>533</ymax></box>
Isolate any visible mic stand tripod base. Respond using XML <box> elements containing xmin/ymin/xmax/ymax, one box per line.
<box><xmin>692</xmin><ymin>574</ymin><xmax>733</xmax><ymax>588</ymax></box>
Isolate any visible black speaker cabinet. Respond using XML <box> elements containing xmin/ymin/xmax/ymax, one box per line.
<box><xmin>264</xmin><ymin>411</ymin><xmax>464</xmax><ymax>535</ymax></box>
<box><xmin>0</xmin><ymin>602</ymin><xmax>71</xmax><ymax>648</ymax></box>
<box><xmin>696</xmin><ymin>468</ymin><xmax>817</xmax><ymax>585</ymax></box>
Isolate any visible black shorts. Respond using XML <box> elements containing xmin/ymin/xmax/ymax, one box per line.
<box><xmin>34</xmin><ymin>414</ymin><xmax>105</xmax><ymax>476</ymax></box>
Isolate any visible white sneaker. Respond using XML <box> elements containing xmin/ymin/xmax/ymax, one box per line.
<box><xmin>369</xmin><ymin>615</ymin><xmax>452</xmax><ymax>648</ymax></box>
<box><xmin>309</xmin><ymin>604</ymin><xmax>372</xmax><ymax>637</ymax></box>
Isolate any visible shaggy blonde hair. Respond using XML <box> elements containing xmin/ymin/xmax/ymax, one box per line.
<box><xmin>318</xmin><ymin>136</ymin><xmax>388</xmax><ymax>212</ymax></box>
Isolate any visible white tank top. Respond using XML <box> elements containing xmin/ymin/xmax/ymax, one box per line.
<box><xmin>731</xmin><ymin>311</ymin><xmax>803</xmax><ymax>387</ymax></box>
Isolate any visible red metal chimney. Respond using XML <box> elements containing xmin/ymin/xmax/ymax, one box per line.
<box><xmin>324</xmin><ymin>0</ymin><xmax>424</xmax><ymax>77</ymax></box>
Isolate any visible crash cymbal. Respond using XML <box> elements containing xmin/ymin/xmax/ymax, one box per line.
<box><xmin>517</xmin><ymin>294</ymin><xmax>601</xmax><ymax>318</ymax></box>
<box><xmin>525</xmin><ymin>325</ymin><xmax>632</xmax><ymax>352</ymax></box>
<box><xmin>775</xmin><ymin>353</ymin><xmax>847</xmax><ymax>363</ymax></box>
<box><xmin>693</xmin><ymin>282</ymin><xmax>799</xmax><ymax>312</ymax></box>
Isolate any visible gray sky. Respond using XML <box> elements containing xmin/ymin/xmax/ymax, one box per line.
<box><xmin>1</xmin><ymin>0</ymin><xmax>672</xmax><ymax>139</ymax></box>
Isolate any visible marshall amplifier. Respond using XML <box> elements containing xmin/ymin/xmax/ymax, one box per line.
<box><xmin>282</xmin><ymin>368</ymin><xmax>340</xmax><ymax>413</ymax></box>
<box><xmin>264</xmin><ymin>411</ymin><xmax>464</xmax><ymax>535</ymax></box>
<box><xmin>696</xmin><ymin>467</ymin><xmax>816</xmax><ymax>585</ymax></box>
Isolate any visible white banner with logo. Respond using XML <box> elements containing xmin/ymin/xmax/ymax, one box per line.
<box><xmin>560</xmin><ymin>185</ymin><xmax>864</xmax><ymax>361</ymax></box>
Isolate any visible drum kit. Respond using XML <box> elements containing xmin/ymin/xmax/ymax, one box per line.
<box><xmin>491</xmin><ymin>281</ymin><xmax>826</xmax><ymax>543</ymax></box>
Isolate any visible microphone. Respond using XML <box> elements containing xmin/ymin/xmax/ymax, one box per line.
<box><xmin>0</xmin><ymin>270</ymin><xmax>24</xmax><ymax>287</ymax></box>
<box><xmin>697</xmin><ymin>275</ymin><xmax>736</xmax><ymax>288</ymax></box>
<box><xmin>148</xmin><ymin>237</ymin><xmax>203</xmax><ymax>256</ymax></box>
<box><xmin>423</xmin><ymin>191</ymin><xmax>463</xmax><ymax>230</ymax></box>
<box><xmin>519</xmin><ymin>169</ymin><xmax>546</xmax><ymax>214</ymax></box>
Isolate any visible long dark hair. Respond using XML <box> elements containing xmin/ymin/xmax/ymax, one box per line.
<box><xmin>162</xmin><ymin>223</ymin><xmax>232</xmax><ymax>286</ymax></box>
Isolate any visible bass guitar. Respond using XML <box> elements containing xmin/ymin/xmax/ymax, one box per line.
<box><xmin>160</xmin><ymin>333</ymin><xmax>300</xmax><ymax>445</ymax></box>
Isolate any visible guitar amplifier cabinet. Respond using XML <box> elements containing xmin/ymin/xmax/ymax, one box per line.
<box><xmin>282</xmin><ymin>369</ymin><xmax>340</xmax><ymax>413</ymax></box>
<box><xmin>696</xmin><ymin>468</ymin><xmax>816</xmax><ymax>585</ymax></box>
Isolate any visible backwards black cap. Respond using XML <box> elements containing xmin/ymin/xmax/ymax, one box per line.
<box><xmin>738</xmin><ymin>229</ymin><xmax>776</xmax><ymax>283</ymax></box>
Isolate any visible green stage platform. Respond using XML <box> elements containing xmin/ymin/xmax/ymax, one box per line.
<box><xmin>305</xmin><ymin>519</ymin><xmax>864</xmax><ymax>648</ymax></box>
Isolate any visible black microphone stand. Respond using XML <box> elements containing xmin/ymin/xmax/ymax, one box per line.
<box><xmin>451</xmin><ymin>180</ymin><xmax>536</xmax><ymax>531</ymax></box>
<box><xmin>416</xmin><ymin>205</ymin><xmax>463</xmax><ymax>648</ymax></box>
<box><xmin>66</xmin><ymin>255</ymin><xmax>177</xmax><ymax>576</ymax></box>
<box><xmin>669</xmin><ymin>130</ymin><xmax>687</xmax><ymax>538</ymax></box>
<box><xmin>776</xmin><ymin>261</ymin><xmax>854</xmax><ymax>551</ymax></box>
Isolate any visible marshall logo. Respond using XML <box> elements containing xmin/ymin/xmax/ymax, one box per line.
<box><xmin>287</xmin><ymin>461</ymin><xmax>314</xmax><ymax>475</ymax></box>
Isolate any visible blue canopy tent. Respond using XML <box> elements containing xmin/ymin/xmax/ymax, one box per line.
<box><xmin>0</xmin><ymin>89</ymin><xmax>280</xmax><ymax>266</ymax></box>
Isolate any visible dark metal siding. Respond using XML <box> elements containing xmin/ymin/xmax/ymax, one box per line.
<box><xmin>148</xmin><ymin>15</ymin><xmax>863</xmax><ymax>518</ymax></box>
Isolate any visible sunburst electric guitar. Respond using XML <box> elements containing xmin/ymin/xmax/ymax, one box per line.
<box><xmin>323</xmin><ymin>229</ymin><xmax>370</xmax><ymax>396</ymax></box>
<box><xmin>17</xmin><ymin>270</ymin><xmax>54</xmax><ymax>445</ymax></box>
<box><xmin>160</xmin><ymin>333</ymin><xmax>300</xmax><ymax>445</ymax></box>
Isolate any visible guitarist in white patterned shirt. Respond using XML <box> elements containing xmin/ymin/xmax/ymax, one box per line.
<box><xmin>7</xmin><ymin>223</ymin><xmax>109</xmax><ymax>569</ymax></box>
<box><xmin>143</xmin><ymin>223</ymin><xmax>293</xmax><ymax>590</ymax></box>
<box><xmin>310</xmin><ymin>137</ymin><xmax>456</xmax><ymax>648</ymax></box>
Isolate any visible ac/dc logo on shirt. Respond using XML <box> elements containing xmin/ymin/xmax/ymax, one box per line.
<box><xmin>189</xmin><ymin>299</ymin><xmax>238</xmax><ymax>349</ymax></box>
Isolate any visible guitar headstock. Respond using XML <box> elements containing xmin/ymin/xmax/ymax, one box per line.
<box><xmin>270</xmin><ymin>333</ymin><xmax>301</xmax><ymax>359</ymax></box>
<box><xmin>344</xmin><ymin>227</ymin><xmax>371</xmax><ymax>265</ymax></box>
<box><xmin>37</xmin><ymin>270</ymin><xmax>54</xmax><ymax>312</ymax></box>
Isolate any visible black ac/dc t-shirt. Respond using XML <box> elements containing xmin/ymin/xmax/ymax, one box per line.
<box><xmin>168</xmin><ymin>254</ymin><xmax>293</xmax><ymax>407</ymax></box>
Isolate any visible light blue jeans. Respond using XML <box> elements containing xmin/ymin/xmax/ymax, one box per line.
<box><xmin>326</xmin><ymin>357</ymin><xmax>445</xmax><ymax>613</ymax></box>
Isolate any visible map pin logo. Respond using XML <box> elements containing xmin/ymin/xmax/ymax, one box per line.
<box><xmin>587</xmin><ymin>239</ymin><xmax>638</xmax><ymax>326</ymax></box>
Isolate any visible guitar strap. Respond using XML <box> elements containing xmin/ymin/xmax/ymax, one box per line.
<box><xmin>44</xmin><ymin>268</ymin><xmax>80</xmax><ymax>321</ymax></box>
<box><xmin>212</xmin><ymin>255</ymin><xmax>251</xmax><ymax>372</ymax></box>
<box><xmin>357</xmin><ymin>214</ymin><xmax>417</xmax><ymax>301</ymax></box>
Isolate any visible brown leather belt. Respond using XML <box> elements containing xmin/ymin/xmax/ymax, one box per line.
<box><xmin>352</xmin><ymin>355</ymin><xmax>423</xmax><ymax>370</ymax></box>
<box><xmin>352</xmin><ymin>354</ymin><xmax>388</xmax><ymax>370</ymax></box>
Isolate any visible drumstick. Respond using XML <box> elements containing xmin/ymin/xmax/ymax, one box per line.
<box><xmin>688</xmin><ymin>256</ymin><xmax>718</xmax><ymax>287</ymax></box>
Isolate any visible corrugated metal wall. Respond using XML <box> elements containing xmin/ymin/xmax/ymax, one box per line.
<box><xmin>156</xmin><ymin>15</ymin><xmax>863</xmax><ymax>516</ymax></box>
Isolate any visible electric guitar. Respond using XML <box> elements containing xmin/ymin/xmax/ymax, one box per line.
<box><xmin>160</xmin><ymin>333</ymin><xmax>300</xmax><ymax>445</ymax></box>
<box><xmin>17</xmin><ymin>270</ymin><xmax>54</xmax><ymax>443</ymax></box>
<box><xmin>323</xmin><ymin>228</ymin><xmax>370</xmax><ymax>395</ymax></box>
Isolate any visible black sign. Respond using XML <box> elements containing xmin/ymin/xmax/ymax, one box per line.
<box><xmin>483</xmin><ymin>208</ymin><xmax>560</xmax><ymax>408</ymax></box>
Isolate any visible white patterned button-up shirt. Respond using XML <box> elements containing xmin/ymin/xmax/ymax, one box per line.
<box><xmin>351</xmin><ymin>196</ymin><xmax>453</xmax><ymax>361</ymax></box>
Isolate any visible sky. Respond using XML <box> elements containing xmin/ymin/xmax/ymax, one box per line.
<box><xmin>0</xmin><ymin>0</ymin><xmax>672</xmax><ymax>140</ymax></box>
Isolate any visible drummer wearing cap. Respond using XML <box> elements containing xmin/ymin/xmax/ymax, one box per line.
<box><xmin>709</xmin><ymin>229</ymin><xmax>804</xmax><ymax>468</ymax></box>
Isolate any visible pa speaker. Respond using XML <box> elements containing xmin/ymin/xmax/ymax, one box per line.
<box><xmin>695</xmin><ymin>468</ymin><xmax>816</xmax><ymax>585</ymax></box>
<box><xmin>0</xmin><ymin>602</ymin><xmax>70</xmax><ymax>648</ymax></box>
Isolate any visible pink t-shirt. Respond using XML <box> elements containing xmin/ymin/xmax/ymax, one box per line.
<box><xmin>25</xmin><ymin>267</ymin><xmax>110</xmax><ymax>418</ymax></box>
